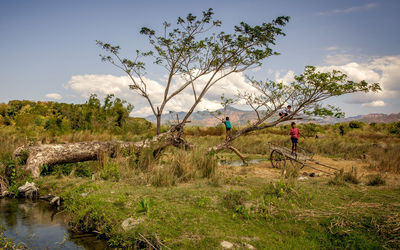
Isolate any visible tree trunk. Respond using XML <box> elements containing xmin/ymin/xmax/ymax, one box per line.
<box><xmin>13</xmin><ymin>131</ymin><xmax>192</xmax><ymax>178</ymax></box>
<box><xmin>156</xmin><ymin>115</ymin><xmax>161</xmax><ymax>135</ymax></box>
<box><xmin>14</xmin><ymin>141</ymin><xmax>134</xmax><ymax>178</ymax></box>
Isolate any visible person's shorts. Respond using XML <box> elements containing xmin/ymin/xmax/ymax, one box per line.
<box><xmin>291</xmin><ymin>137</ymin><xmax>298</xmax><ymax>144</ymax></box>
<box><xmin>226</xmin><ymin>127</ymin><xmax>231</xmax><ymax>131</ymax></box>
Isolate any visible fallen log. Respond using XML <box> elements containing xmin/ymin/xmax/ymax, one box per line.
<box><xmin>13</xmin><ymin>132</ymin><xmax>192</xmax><ymax>178</ymax></box>
<box><xmin>14</xmin><ymin>141</ymin><xmax>135</xmax><ymax>178</ymax></box>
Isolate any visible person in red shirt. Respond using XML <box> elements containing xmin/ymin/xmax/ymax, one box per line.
<box><xmin>289</xmin><ymin>122</ymin><xmax>301</xmax><ymax>156</ymax></box>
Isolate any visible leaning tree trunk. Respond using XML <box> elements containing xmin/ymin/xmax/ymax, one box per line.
<box><xmin>13</xmin><ymin>131</ymin><xmax>191</xmax><ymax>178</ymax></box>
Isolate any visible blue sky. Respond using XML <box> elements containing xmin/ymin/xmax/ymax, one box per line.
<box><xmin>1</xmin><ymin>0</ymin><xmax>399</xmax><ymax>117</ymax></box>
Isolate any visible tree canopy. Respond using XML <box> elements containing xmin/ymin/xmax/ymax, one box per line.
<box><xmin>97</xmin><ymin>8</ymin><xmax>290</xmax><ymax>134</ymax></box>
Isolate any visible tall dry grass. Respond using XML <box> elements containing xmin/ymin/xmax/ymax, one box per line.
<box><xmin>368</xmin><ymin>144</ymin><xmax>400</xmax><ymax>173</ymax></box>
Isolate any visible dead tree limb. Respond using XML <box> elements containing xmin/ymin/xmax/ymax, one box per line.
<box><xmin>228</xmin><ymin>146</ymin><xmax>247</xmax><ymax>164</ymax></box>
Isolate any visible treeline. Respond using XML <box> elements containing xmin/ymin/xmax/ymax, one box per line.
<box><xmin>0</xmin><ymin>94</ymin><xmax>153</xmax><ymax>135</ymax></box>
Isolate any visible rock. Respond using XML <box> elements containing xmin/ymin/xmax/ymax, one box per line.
<box><xmin>39</xmin><ymin>194</ymin><xmax>56</xmax><ymax>201</ymax></box>
<box><xmin>121</xmin><ymin>217</ymin><xmax>144</xmax><ymax>231</ymax></box>
<box><xmin>298</xmin><ymin>176</ymin><xmax>308</xmax><ymax>181</ymax></box>
<box><xmin>1</xmin><ymin>191</ymin><xmax>10</xmax><ymax>198</ymax></box>
<box><xmin>50</xmin><ymin>196</ymin><xmax>61</xmax><ymax>206</ymax></box>
<box><xmin>245</xmin><ymin>243</ymin><xmax>255</xmax><ymax>249</ymax></box>
<box><xmin>81</xmin><ymin>193</ymin><xmax>88</xmax><ymax>197</ymax></box>
<box><xmin>220</xmin><ymin>241</ymin><xmax>234</xmax><ymax>249</ymax></box>
<box><xmin>18</xmin><ymin>182</ymin><xmax>38</xmax><ymax>198</ymax></box>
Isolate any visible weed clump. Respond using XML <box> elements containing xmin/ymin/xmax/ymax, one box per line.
<box><xmin>366</xmin><ymin>174</ymin><xmax>386</xmax><ymax>186</ymax></box>
<box><xmin>100</xmin><ymin>160</ymin><xmax>120</xmax><ymax>181</ymax></box>
<box><xmin>258</xmin><ymin>180</ymin><xmax>312</xmax><ymax>219</ymax></box>
<box><xmin>222</xmin><ymin>189</ymin><xmax>249</xmax><ymax>219</ymax></box>
<box><xmin>328</xmin><ymin>168</ymin><xmax>360</xmax><ymax>185</ymax></box>
<box><xmin>137</xmin><ymin>197</ymin><xmax>153</xmax><ymax>217</ymax></box>
<box><xmin>222</xmin><ymin>189</ymin><xmax>247</xmax><ymax>210</ymax></box>
<box><xmin>148</xmin><ymin>148</ymin><xmax>217</xmax><ymax>187</ymax></box>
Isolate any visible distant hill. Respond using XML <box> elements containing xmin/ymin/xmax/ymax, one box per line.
<box><xmin>145</xmin><ymin>107</ymin><xmax>261</xmax><ymax>127</ymax></box>
<box><xmin>319</xmin><ymin>113</ymin><xmax>400</xmax><ymax>124</ymax></box>
<box><xmin>145</xmin><ymin>107</ymin><xmax>400</xmax><ymax>126</ymax></box>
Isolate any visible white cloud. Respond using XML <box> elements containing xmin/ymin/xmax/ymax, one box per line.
<box><xmin>66</xmin><ymin>71</ymin><xmax>255</xmax><ymax>117</ymax></box>
<box><xmin>326</xmin><ymin>46</ymin><xmax>339</xmax><ymax>51</ymax></box>
<box><xmin>275</xmin><ymin>70</ymin><xmax>295</xmax><ymax>84</ymax></box>
<box><xmin>362</xmin><ymin>100</ymin><xmax>385</xmax><ymax>107</ymax></box>
<box><xmin>324</xmin><ymin>54</ymin><xmax>354</xmax><ymax>65</ymax></box>
<box><xmin>316</xmin><ymin>3</ymin><xmax>378</xmax><ymax>16</ymax></box>
<box><xmin>318</xmin><ymin>55</ymin><xmax>400</xmax><ymax>107</ymax></box>
<box><xmin>45</xmin><ymin>93</ymin><xmax>62</xmax><ymax>100</ymax></box>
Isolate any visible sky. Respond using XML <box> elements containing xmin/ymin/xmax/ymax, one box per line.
<box><xmin>1</xmin><ymin>0</ymin><xmax>399</xmax><ymax>117</ymax></box>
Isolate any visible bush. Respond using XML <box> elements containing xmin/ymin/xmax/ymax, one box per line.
<box><xmin>222</xmin><ymin>189</ymin><xmax>247</xmax><ymax>210</ymax></box>
<box><xmin>366</xmin><ymin>174</ymin><xmax>386</xmax><ymax>186</ymax></box>
<box><xmin>349</xmin><ymin>121</ymin><xmax>364</xmax><ymax>129</ymax></box>
<box><xmin>100</xmin><ymin>160</ymin><xmax>120</xmax><ymax>181</ymax></box>
<box><xmin>388</xmin><ymin>122</ymin><xmax>400</xmax><ymax>136</ymax></box>
<box><xmin>328</xmin><ymin>168</ymin><xmax>360</xmax><ymax>185</ymax></box>
<box><xmin>75</xmin><ymin>163</ymin><xmax>92</xmax><ymax>177</ymax></box>
<box><xmin>300</xmin><ymin>123</ymin><xmax>324</xmax><ymax>137</ymax></box>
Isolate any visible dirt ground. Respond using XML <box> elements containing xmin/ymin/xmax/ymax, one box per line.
<box><xmin>221</xmin><ymin>155</ymin><xmax>400</xmax><ymax>186</ymax></box>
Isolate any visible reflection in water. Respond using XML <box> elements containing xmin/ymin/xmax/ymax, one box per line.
<box><xmin>0</xmin><ymin>198</ymin><xmax>107</xmax><ymax>249</ymax></box>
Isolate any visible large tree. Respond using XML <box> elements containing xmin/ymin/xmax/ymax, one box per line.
<box><xmin>208</xmin><ymin>66</ymin><xmax>380</xmax><ymax>159</ymax></box>
<box><xmin>97</xmin><ymin>9</ymin><xmax>289</xmax><ymax>134</ymax></box>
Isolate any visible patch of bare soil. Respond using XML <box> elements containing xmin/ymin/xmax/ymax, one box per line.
<box><xmin>221</xmin><ymin>155</ymin><xmax>400</xmax><ymax>185</ymax></box>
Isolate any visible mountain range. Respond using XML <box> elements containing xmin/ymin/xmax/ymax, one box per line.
<box><xmin>145</xmin><ymin>107</ymin><xmax>400</xmax><ymax>126</ymax></box>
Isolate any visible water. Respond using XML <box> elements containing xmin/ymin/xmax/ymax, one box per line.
<box><xmin>220</xmin><ymin>158</ymin><xmax>269</xmax><ymax>167</ymax></box>
<box><xmin>0</xmin><ymin>198</ymin><xmax>108</xmax><ymax>249</ymax></box>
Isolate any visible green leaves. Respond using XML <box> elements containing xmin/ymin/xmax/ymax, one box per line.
<box><xmin>237</xmin><ymin>66</ymin><xmax>381</xmax><ymax>127</ymax></box>
<box><xmin>137</xmin><ymin>197</ymin><xmax>153</xmax><ymax>217</ymax></box>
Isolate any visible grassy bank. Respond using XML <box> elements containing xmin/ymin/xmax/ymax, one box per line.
<box><xmin>38</xmin><ymin>170</ymin><xmax>400</xmax><ymax>249</ymax></box>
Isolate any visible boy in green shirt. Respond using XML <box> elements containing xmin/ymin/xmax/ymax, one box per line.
<box><xmin>223</xmin><ymin>117</ymin><xmax>232</xmax><ymax>139</ymax></box>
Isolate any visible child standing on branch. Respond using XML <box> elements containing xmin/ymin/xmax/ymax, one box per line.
<box><xmin>223</xmin><ymin>117</ymin><xmax>232</xmax><ymax>139</ymax></box>
<box><xmin>290</xmin><ymin>122</ymin><xmax>301</xmax><ymax>157</ymax></box>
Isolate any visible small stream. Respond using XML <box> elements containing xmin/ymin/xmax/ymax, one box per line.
<box><xmin>0</xmin><ymin>198</ymin><xmax>107</xmax><ymax>249</ymax></box>
<box><xmin>220</xmin><ymin>158</ymin><xmax>269</xmax><ymax>167</ymax></box>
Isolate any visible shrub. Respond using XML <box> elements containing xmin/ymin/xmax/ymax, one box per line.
<box><xmin>349</xmin><ymin>121</ymin><xmax>364</xmax><ymax>129</ymax></box>
<box><xmin>388</xmin><ymin>122</ymin><xmax>400</xmax><ymax>136</ymax></box>
<box><xmin>366</xmin><ymin>174</ymin><xmax>386</xmax><ymax>186</ymax></box>
<box><xmin>328</xmin><ymin>168</ymin><xmax>360</xmax><ymax>185</ymax></box>
<box><xmin>222</xmin><ymin>189</ymin><xmax>247</xmax><ymax>210</ymax></box>
<box><xmin>75</xmin><ymin>163</ymin><xmax>92</xmax><ymax>177</ymax></box>
<box><xmin>100</xmin><ymin>160</ymin><xmax>120</xmax><ymax>181</ymax></box>
<box><xmin>343</xmin><ymin>167</ymin><xmax>360</xmax><ymax>184</ymax></box>
<box><xmin>300</xmin><ymin>123</ymin><xmax>324</xmax><ymax>137</ymax></box>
